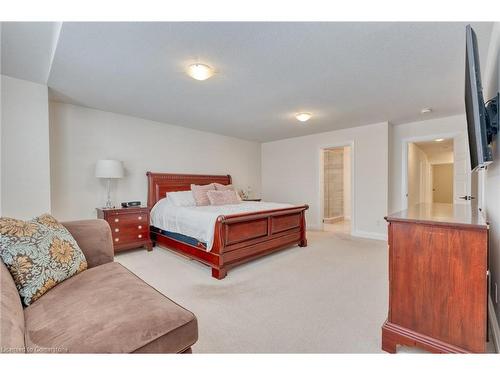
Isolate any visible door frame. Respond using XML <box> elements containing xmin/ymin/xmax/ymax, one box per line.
<box><xmin>318</xmin><ymin>141</ymin><xmax>355</xmax><ymax>235</ymax></box>
<box><xmin>401</xmin><ymin>132</ymin><xmax>463</xmax><ymax>209</ymax></box>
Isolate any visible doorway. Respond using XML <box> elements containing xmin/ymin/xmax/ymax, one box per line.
<box><xmin>322</xmin><ymin>146</ymin><xmax>352</xmax><ymax>234</ymax></box>
<box><xmin>406</xmin><ymin>138</ymin><xmax>454</xmax><ymax>206</ymax></box>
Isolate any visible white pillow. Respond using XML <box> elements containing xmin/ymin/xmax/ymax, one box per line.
<box><xmin>166</xmin><ymin>190</ymin><xmax>196</xmax><ymax>207</ymax></box>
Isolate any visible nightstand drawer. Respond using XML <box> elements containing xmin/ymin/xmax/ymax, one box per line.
<box><xmin>112</xmin><ymin>230</ymin><xmax>149</xmax><ymax>244</ymax></box>
<box><xmin>110</xmin><ymin>222</ymin><xmax>148</xmax><ymax>233</ymax></box>
<box><xmin>108</xmin><ymin>213</ymin><xmax>148</xmax><ymax>225</ymax></box>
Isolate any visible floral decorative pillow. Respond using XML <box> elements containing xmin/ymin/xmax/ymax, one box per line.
<box><xmin>0</xmin><ymin>214</ymin><xmax>88</xmax><ymax>306</ymax></box>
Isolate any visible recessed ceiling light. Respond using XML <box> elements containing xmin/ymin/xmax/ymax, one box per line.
<box><xmin>295</xmin><ymin>112</ymin><xmax>312</xmax><ymax>122</ymax></box>
<box><xmin>435</xmin><ymin>138</ymin><xmax>444</xmax><ymax>142</ymax></box>
<box><xmin>187</xmin><ymin>63</ymin><xmax>214</xmax><ymax>81</ymax></box>
<box><xmin>421</xmin><ymin>107</ymin><xmax>432</xmax><ymax>114</ymax></box>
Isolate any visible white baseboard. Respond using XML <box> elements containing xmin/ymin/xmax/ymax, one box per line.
<box><xmin>307</xmin><ymin>224</ymin><xmax>323</xmax><ymax>231</ymax></box>
<box><xmin>308</xmin><ymin>224</ymin><xmax>387</xmax><ymax>241</ymax></box>
<box><xmin>489</xmin><ymin>295</ymin><xmax>500</xmax><ymax>353</ymax></box>
<box><xmin>351</xmin><ymin>230</ymin><xmax>387</xmax><ymax>241</ymax></box>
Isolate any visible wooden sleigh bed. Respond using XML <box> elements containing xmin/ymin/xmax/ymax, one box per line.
<box><xmin>147</xmin><ymin>172</ymin><xmax>308</xmax><ymax>279</ymax></box>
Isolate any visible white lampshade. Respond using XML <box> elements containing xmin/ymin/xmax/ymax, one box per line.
<box><xmin>95</xmin><ymin>160</ymin><xmax>124</xmax><ymax>179</ymax></box>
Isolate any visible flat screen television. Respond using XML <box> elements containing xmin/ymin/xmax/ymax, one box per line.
<box><xmin>465</xmin><ymin>25</ymin><xmax>499</xmax><ymax>171</ymax></box>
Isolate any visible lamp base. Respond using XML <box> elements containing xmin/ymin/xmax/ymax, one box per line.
<box><xmin>104</xmin><ymin>179</ymin><xmax>113</xmax><ymax>209</ymax></box>
<box><xmin>103</xmin><ymin>201</ymin><xmax>114</xmax><ymax>209</ymax></box>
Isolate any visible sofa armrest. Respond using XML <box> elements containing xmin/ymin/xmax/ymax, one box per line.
<box><xmin>62</xmin><ymin>219</ymin><xmax>114</xmax><ymax>268</ymax></box>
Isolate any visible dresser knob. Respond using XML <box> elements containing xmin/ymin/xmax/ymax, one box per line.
<box><xmin>115</xmin><ymin>238</ymin><xmax>119</xmax><ymax>242</ymax></box>
<box><xmin>138</xmin><ymin>225</ymin><xmax>142</xmax><ymax>229</ymax></box>
<box><xmin>138</xmin><ymin>234</ymin><xmax>143</xmax><ymax>239</ymax></box>
<box><xmin>138</xmin><ymin>216</ymin><xmax>143</xmax><ymax>220</ymax></box>
<box><xmin>115</xmin><ymin>228</ymin><xmax>120</xmax><ymax>233</ymax></box>
<box><xmin>114</xmin><ymin>218</ymin><xmax>119</xmax><ymax>223</ymax></box>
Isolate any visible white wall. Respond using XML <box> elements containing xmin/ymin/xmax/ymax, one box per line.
<box><xmin>483</xmin><ymin>22</ymin><xmax>500</xmax><ymax>326</ymax></box>
<box><xmin>427</xmin><ymin>150</ymin><xmax>454</xmax><ymax>165</ymax></box>
<box><xmin>262</xmin><ymin>122</ymin><xmax>388</xmax><ymax>240</ymax></box>
<box><xmin>388</xmin><ymin>114</ymin><xmax>470</xmax><ymax>213</ymax></box>
<box><xmin>49</xmin><ymin>102</ymin><xmax>262</xmax><ymax>221</ymax></box>
<box><xmin>343</xmin><ymin>146</ymin><xmax>351</xmax><ymax>219</ymax></box>
<box><xmin>1</xmin><ymin>75</ymin><xmax>51</xmax><ymax>219</ymax></box>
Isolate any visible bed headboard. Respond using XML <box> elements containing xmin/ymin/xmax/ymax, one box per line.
<box><xmin>146</xmin><ymin>172</ymin><xmax>232</xmax><ymax>208</ymax></box>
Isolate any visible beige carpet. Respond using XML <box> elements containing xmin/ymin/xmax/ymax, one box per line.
<box><xmin>116</xmin><ymin>230</ymin><xmax>494</xmax><ymax>353</ymax></box>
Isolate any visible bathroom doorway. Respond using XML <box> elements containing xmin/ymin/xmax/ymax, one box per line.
<box><xmin>322</xmin><ymin>146</ymin><xmax>352</xmax><ymax>234</ymax></box>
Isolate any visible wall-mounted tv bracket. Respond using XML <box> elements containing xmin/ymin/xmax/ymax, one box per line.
<box><xmin>485</xmin><ymin>92</ymin><xmax>499</xmax><ymax>144</ymax></box>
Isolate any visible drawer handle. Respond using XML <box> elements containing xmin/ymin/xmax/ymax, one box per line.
<box><xmin>114</xmin><ymin>218</ymin><xmax>119</xmax><ymax>223</ymax></box>
<box><xmin>115</xmin><ymin>228</ymin><xmax>120</xmax><ymax>233</ymax></box>
<box><xmin>115</xmin><ymin>238</ymin><xmax>119</xmax><ymax>242</ymax></box>
<box><xmin>138</xmin><ymin>225</ymin><xmax>142</xmax><ymax>229</ymax></box>
<box><xmin>138</xmin><ymin>216</ymin><xmax>143</xmax><ymax>220</ymax></box>
<box><xmin>138</xmin><ymin>234</ymin><xmax>143</xmax><ymax>239</ymax></box>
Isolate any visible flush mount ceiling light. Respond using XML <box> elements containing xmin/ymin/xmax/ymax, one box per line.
<box><xmin>421</xmin><ymin>107</ymin><xmax>432</xmax><ymax>114</ymax></box>
<box><xmin>295</xmin><ymin>112</ymin><xmax>312</xmax><ymax>122</ymax></box>
<box><xmin>435</xmin><ymin>138</ymin><xmax>444</xmax><ymax>142</ymax></box>
<box><xmin>186</xmin><ymin>63</ymin><xmax>215</xmax><ymax>81</ymax></box>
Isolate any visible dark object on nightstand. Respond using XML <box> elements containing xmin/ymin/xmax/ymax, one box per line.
<box><xmin>121</xmin><ymin>201</ymin><xmax>141</xmax><ymax>208</ymax></box>
<box><xmin>96</xmin><ymin>207</ymin><xmax>153</xmax><ymax>253</ymax></box>
<box><xmin>242</xmin><ymin>198</ymin><xmax>261</xmax><ymax>202</ymax></box>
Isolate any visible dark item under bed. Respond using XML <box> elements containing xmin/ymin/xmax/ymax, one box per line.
<box><xmin>150</xmin><ymin>226</ymin><xmax>207</xmax><ymax>249</ymax></box>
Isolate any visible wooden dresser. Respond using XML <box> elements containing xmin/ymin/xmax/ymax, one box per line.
<box><xmin>382</xmin><ymin>203</ymin><xmax>489</xmax><ymax>353</ymax></box>
<box><xmin>96</xmin><ymin>207</ymin><xmax>153</xmax><ymax>253</ymax></box>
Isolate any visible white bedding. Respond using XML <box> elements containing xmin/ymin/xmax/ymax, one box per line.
<box><xmin>150</xmin><ymin>198</ymin><xmax>294</xmax><ymax>251</ymax></box>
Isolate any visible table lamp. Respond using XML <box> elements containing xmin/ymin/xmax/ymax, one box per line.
<box><xmin>95</xmin><ymin>159</ymin><xmax>124</xmax><ymax>208</ymax></box>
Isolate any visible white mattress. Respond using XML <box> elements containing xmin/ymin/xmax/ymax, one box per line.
<box><xmin>150</xmin><ymin>198</ymin><xmax>293</xmax><ymax>251</ymax></box>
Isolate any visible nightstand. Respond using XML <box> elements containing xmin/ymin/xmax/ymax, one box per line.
<box><xmin>242</xmin><ymin>198</ymin><xmax>262</xmax><ymax>202</ymax></box>
<box><xmin>96</xmin><ymin>207</ymin><xmax>153</xmax><ymax>253</ymax></box>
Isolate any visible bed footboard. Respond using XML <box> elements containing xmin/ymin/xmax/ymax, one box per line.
<box><xmin>211</xmin><ymin>205</ymin><xmax>308</xmax><ymax>279</ymax></box>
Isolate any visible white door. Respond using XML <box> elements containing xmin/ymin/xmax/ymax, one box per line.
<box><xmin>432</xmin><ymin>163</ymin><xmax>454</xmax><ymax>203</ymax></box>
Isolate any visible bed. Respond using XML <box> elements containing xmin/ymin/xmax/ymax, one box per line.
<box><xmin>147</xmin><ymin>172</ymin><xmax>308</xmax><ymax>279</ymax></box>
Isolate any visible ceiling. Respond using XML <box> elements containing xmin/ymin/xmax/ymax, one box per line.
<box><xmin>1</xmin><ymin>22</ymin><xmax>62</xmax><ymax>84</ymax></box>
<box><xmin>414</xmin><ymin>138</ymin><xmax>454</xmax><ymax>163</ymax></box>
<box><xmin>1</xmin><ymin>22</ymin><xmax>494</xmax><ymax>142</ymax></box>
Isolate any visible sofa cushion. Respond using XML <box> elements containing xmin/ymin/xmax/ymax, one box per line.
<box><xmin>24</xmin><ymin>262</ymin><xmax>197</xmax><ymax>353</ymax></box>
<box><xmin>0</xmin><ymin>214</ymin><xmax>88</xmax><ymax>306</ymax></box>
<box><xmin>0</xmin><ymin>261</ymin><xmax>25</xmax><ymax>353</ymax></box>
<box><xmin>62</xmin><ymin>220</ymin><xmax>114</xmax><ymax>269</ymax></box>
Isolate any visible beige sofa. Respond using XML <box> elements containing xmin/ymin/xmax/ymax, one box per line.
<box><xmin>0</xmin><ymin>219</ymin><xmax>198</xmax><ymax>353</ymax></box>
